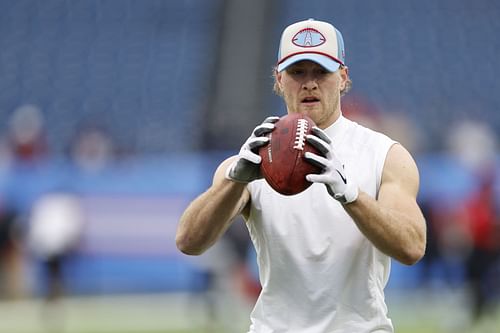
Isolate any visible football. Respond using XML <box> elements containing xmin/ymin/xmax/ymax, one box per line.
<box><xmin>259</xmin><ymin>113</ymin><xmax>322</xmax><ymax>195</ymax></box>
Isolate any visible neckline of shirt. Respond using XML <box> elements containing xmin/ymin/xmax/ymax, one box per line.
<box><xmin>323</xmin><ymin>112</ymin><xmax>349</xmax><ymax>142</ymax></box>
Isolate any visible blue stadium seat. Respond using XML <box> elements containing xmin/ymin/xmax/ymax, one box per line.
<box><xmin>0</xmin><ymin>0</ymin><xmax>223</xmax><ymax>153</ymax></box>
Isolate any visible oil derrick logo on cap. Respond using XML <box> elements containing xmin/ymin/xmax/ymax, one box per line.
<box><xmin>292</xmin><ymin>28</ymin><xmax>326</xmax><ymax>48</ymax></box>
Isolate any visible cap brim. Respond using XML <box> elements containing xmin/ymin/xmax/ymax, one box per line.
<box><xmin>277</xmin><ymin>53</ymin><xmax>341</xmax><ymax>72</ymax></box>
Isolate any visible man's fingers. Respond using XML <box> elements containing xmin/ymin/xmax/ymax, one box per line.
<box><xmin>305</xmin><ymin>173</ymin><xmax>329</xmax><ymax>183</ymax></box>
<box><xmin>310</xmin><ymin>126</ymin><xmax>332</xmax><ymax>144</ymax></box>
<box><xmin>239</xmin><ymin>136</ymin><xmax>269</xmax><ymax>164</ymax></box>
<box><xmin>241</xmin><ymin>148</ymin><xmax>262</xmax><ymax>164</ymax></box>
<box><xmin>304</xmin><ymin>151</ymin><xmax>328</xmax><ymax>170</ymax></box>
<box><xmin>253</xmin><ymin>116</ymin><xmax>279</xmax><ymax>136</ymax></box>
<box><xmin>247</xmin><ymin>136</ymin><xmax>269</xmax><ymax>150</ymax></box>
<box><xmin>306</xmin><ymin>134</ymin><xmax>330</xmax><ymax>156</ymax></box>
<box><xmin>253</xmin><ymin>122</ymin><xmax>276</xmax><ymax>137</ymax></box>
<box><xmin>263</xmin><ymin>116</ymin><xmax>280</xmax><ymax>124</ymax></box>
<box><xmin>227</xmin><ymin>159</ymin><xmax>261</xmax><ymax>182</ymax></box>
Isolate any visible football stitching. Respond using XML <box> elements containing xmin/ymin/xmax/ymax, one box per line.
<box><xmin>260</xmin><ymin>115</ymin><xmax>316</xmax><ymax>195</ymax></box>
<box><xmin>293</xmin><ymin>118</ymin><xmax>308</xmax><ymax>150</ymax></box>
<box><xmin>266</xmin><ymin>133</ymin><xmax>273</xmax><ymax>162</ymax></box>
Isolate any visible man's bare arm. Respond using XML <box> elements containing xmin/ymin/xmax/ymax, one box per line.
<box><xmin>343</xmin><ymin>144</ymin><xmax>427</xmax><ymax>265</ymax></box>
<box><xmin>175</xmin><ymin>157</ymin><xmax>250</xmax><ymax>255</ymax></box>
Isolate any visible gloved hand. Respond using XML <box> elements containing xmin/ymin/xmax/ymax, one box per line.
<box><xmin>225</xmin><ymin>116</ymin><xmax>280</xmax><ymax>183</ymax></box>
<box><xmin>304</xmin><ymin>126</ymin><xmax>359</xmax><ymax>204</ymax></box>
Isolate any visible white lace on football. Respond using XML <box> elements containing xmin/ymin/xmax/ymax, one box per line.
<box><xmin>293</xmin><ymin>119</ymin><xmax>309</xmax><ymax>150</ymax></box>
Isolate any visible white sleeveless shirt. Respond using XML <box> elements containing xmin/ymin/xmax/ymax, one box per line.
<box><xmin>246</xmin><ymin>115</ymin><xmax>396</xmax><ymax>333</ymax></box>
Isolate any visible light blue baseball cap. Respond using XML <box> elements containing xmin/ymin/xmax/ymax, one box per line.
<box><xmin>277</xmin><ymin>19</ymin><xmax>346</xmax><ymax>72</ymax></box>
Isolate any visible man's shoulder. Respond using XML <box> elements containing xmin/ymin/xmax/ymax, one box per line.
<box><xmin>344</xmin><ymin>117</ymin><xmax>396</xmax><ymax>148</ymax></box>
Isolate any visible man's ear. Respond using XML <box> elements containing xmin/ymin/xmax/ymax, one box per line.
<box><xmin>339</xmin><ymin>66</ymin><xmax>349</xmax><ymax>90</ymax></box>
<box><xmin>274</xmin><ymin>69</ymin><xmax>284</xmax><ymax>95</ymax></box>
<box><xmin>276</xmin><ymin>69</ymin><xmax>283</xmax><ymax>86</ymax></box>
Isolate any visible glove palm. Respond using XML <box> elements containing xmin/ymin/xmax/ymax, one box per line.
<box><xmin>225</xmin><ymin>116</ymin><xmax>279</xmax><ymax>183</ymax></box>
<box><xmin>304</xmin><ymin>127</ymin><xmax>359</xmax><ymax>204</ymax></box>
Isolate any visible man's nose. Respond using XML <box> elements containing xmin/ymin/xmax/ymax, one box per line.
<box><xmin>302</xmin><ymin>75</ymin><xmax>318</xmax><ymax>90</ymax></box>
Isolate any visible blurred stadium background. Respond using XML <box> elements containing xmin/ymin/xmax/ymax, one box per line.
<box><xmin>0</xmin><ymin>0</ymin><xmax>498</xmax><ymax>332</ymax></box>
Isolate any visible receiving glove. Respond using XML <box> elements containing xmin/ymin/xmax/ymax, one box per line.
<box><xmin>304</xmin><ymin>126</ymin><xmax>359</xmax><ymax>204</ymax></box>
<box><xmin>225</xmin><ymin>116</ymin><xmax>279</xmax><ymax>183</ymax></box>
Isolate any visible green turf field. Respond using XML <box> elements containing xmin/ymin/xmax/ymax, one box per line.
<box><xmin>0</xmin><ymin>290</ymin><xmax>498</xmax><ymax>333</ymax></box>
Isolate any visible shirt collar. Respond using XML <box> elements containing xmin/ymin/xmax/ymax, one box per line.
<box><xmin>323</xmin><ymin>112</ymin><xmax>348</xmax><ymax>142</ymax></box>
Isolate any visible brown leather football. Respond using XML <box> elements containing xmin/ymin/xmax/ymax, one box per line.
<box><xmin>259</xmin><ymin>113</ymin><xmax>322</xmax><ymax>195</ymax></box>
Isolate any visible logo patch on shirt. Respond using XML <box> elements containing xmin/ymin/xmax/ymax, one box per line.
<box><xmin>292</xmin><ymin>28</ymin><xmax>326</xmax><ymax>48</ymax></box>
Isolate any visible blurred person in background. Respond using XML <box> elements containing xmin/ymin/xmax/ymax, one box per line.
<box><xmin>28</xmin><ymin>190</ymin><xmax>84</xmax><ymax>332</ymax></box>
<box><xmin>417</xmin><ymin>198</ymin><xmax>472</xmax><ymax>289</ymax></box>
<box><xmin>341</xmin><ymin>93</ymin><xmax>383</xmax><ymax>131</ymax></box>
<box><xmin>342</xmin><ymin>93</ymin><xmax>423</xmax><ymax>155</ymax></box>
<box><xmin>0</xmin><ymin>104</ymin><xmax>51</xmax><ymax>300</ymax></box>
<box><xmin>177</xmin><ymin>19</ymin><xmax>426</xmax><ymax>332</ymax></box>
<box><xmin>69</xmin><ymin>124</ymin><xmax>115</xmax><ymax>173</ymax></box>
<box><xmin>462</xmin><ymin>168</ymin><xmax>500</xmax><ymax>321</ymax></box>
<box><xmin>0</xmin><ymin>196</ymin><xmax>24</xmax><ymax>299</ymax></box>
<box><xmin>0</xmin><ymin>126</ymin><xmax>31</xmax><ymax>300</ymax></box>
<box><xmin>28</xmin><ymin>191</ymin><xmax>84</xmax><ymax>300</ymax></box>
<box><xmin>7</xmin><ymin>104</ymin><xmax>48</xmax><ymax>164</ymax></box>
<box><xmin>446</xmin><ymin>120</ymin><xmax>500</xmax><ymax>325</ymax></box>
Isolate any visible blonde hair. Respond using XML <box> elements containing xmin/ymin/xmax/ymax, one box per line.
<box><xmin>272</xmin><ymin>66</ymin><xmax>352</xmax><ymax>97</ymax></box>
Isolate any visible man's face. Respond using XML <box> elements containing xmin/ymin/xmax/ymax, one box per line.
<box><xmin>276</xmin><ymin>60</ymin><xmax>347</xmax><ymax>129</ymax></box>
